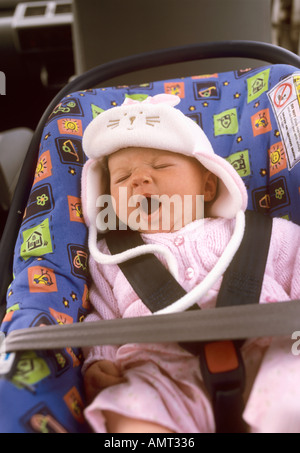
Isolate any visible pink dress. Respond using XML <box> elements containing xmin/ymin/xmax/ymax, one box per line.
<box><xmin>83</xmin><ymin>217</ymin><xmax>300</xmax><ymax>433</ymax></box>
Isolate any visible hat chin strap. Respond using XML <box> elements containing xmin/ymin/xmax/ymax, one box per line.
<box><xmin>88</xmin><ymin>224</ymin><xmax>179</xmax><ymax>280</ymax></box>
<box><xmin>88</xmin><ymin>210</ymin><xmax>246</xmax><ymax>314</ymax></box>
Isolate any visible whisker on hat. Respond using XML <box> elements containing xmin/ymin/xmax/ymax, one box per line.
<box><xmin>107</xmin><ymin>120</ymin><xmax>120</xmax><ymax>129</ymax></box>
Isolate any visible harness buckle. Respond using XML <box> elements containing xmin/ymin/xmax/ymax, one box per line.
<box><xmin>200</xmin><ymin>340</ymin><xmax>247</xmax><ymax>433</ymax></box>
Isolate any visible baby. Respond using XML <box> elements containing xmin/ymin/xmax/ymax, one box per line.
<box><xmin>81</xmin><ymin>94</ymin><xmax>300</xmax><ymax>433</ymax></box>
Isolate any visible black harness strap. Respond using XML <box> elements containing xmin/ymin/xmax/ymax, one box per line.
<box><xmin>105</xmin><ymin>210</ymin><xmax>273</xmax><ymax>433</ymax></box>
<box><xmin>197</xmin><ymin>210</ymin><xmax>273</xmax><ymax>432</ymax></box>
<box><xmin>105</xmin><ymin>229</ymin><xmax>187</xmax><ymax>312</ymax></box>
<box><xmin>217</xmin><ymin>209</ymin><xmax>273</xmax><ymax>307</ymax></box>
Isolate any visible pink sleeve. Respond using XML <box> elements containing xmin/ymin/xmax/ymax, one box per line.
<box><xmin>82</xmin><ymin>252</ymin><xmax>122</xmax><ymax>372</ymax></box>
<box><xmin>268</xmin><ymin>218</ymin><xmax>300</xmax><ymax>300</ymax></box>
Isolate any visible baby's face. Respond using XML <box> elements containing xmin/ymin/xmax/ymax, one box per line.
<box><xmin>108</xmin><ymin>147</ymin><xmax>217</xmax><ymax>233</ymax></box>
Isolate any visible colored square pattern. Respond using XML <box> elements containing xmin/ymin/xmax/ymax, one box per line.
<box><xmin>33</xmin><ymin>150</ymin><xmax>52</xmax><ymax>185</ymax></box>
<box><xmin>20</xmin><ymin>218</ymin><xmax>53</xmax><ymax>261</ymax></box>
<box><xmin>247</xmin><ymin>68</ymin><xmax>270</xmax><ymax>103</ymax></box>
<box><xmin>225</xmin><ymin>150</ymin><xmax>251</xmax><ymax>178</ymax></box>
<box><xmin>57</xmin><ymin>118</ymin><xmax>83</xmax><ymax>136</ymax></box>
<box><xmin>251</xmin><ymin>108</ymin><xmax>272</xmax><ymax>136</ymax></box>
<box><xmin>28</xmin><ymin>266</ymin><xmax>58</xmax><ymax>293</ymax></box>
<box><xmin>164</xmin><ymin>81</ymin><xmax>185</xmax><ymax>98</ymax></box>
<box><xmin>67</xmin><ymin>195</ymin><xmax>84</xmax><ymax>223</ymax></box>
<box><xmin>268</xmin><ymin>141</ymin><xmax>287</xmax><ymax>176</ymax></box>
<box><xmin>214</xmin><ymin>108</ymin><xmax>239</xmax><ymax>135</ymax></box>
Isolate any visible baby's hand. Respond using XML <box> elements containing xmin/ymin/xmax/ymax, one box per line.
<box><xmin>84</xmin><ymin>360</ymin><xmax>125</xmax><ymax>403</ymax></box>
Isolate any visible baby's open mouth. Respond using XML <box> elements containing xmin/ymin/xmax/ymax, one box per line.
<box><xmin>140</xmin><ymin>196</ymin><xmax>161</xmax><ymax>216</ymax></box>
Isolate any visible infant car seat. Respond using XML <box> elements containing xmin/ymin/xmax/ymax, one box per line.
<box><xmin>0</xmin><ymin>41</ymin><xmax>300</xmax><ymax>433</ymax></box>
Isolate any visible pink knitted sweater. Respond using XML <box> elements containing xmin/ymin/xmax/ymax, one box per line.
<box><xmin>82</xmin><ymin>216</ymin><xmax>300</xmax><ymax>370</ymax></box>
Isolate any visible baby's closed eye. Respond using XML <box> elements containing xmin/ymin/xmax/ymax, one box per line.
<box><xmin>114</xmin><ymin>173</ymin><xmax>131</xmax><ymax>184</ymax></box>
<box><xmin>153</xmin><ymin>163</ymin><xmax>174</xmax><ymax>170</ymax></box>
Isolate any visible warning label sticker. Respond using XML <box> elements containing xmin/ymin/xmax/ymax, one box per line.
<box><xmin>268</xmin><ymin>73</ymin><xmax>300</xmax><ymax>170</ymax></box>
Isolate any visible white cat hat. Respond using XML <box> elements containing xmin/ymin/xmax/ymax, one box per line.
<box><xmin>81</xmin><ymin>94</ymin><xmax>248</xmax><ymax>313</ymax></box>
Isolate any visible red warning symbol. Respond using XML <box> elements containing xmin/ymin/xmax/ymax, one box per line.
<box><xmin>274</xmin><ymin>82</ymin><xmax>292</xmax><ymax>108</ymax></box>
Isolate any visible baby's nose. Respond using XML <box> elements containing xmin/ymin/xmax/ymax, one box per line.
<box><xmin>131</xmin><ymin>169</ymin><xmax>152</xmax><ymax>187</ymax></box>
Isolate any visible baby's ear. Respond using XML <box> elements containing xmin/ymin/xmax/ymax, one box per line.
<box><xmin>204</xmin><ymin>172</ymin><xmax>218</xmax><ymax>202</ymax></box>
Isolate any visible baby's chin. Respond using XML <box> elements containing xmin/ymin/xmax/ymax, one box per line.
<box><xmin>126</xmin><ymin>216</ymin><xmax>191</xmax><ymax>234</ymax></box>
<box><xmin>136</xmin><ymin>226</ymin><xmax>174</xmax><ymax>234</ymax></box>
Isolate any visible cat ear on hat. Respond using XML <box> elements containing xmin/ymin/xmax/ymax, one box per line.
<box><xmin>122</xmin><ymin>93</ymin><xmax>181</xmax><ymax>107</ymax></box>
